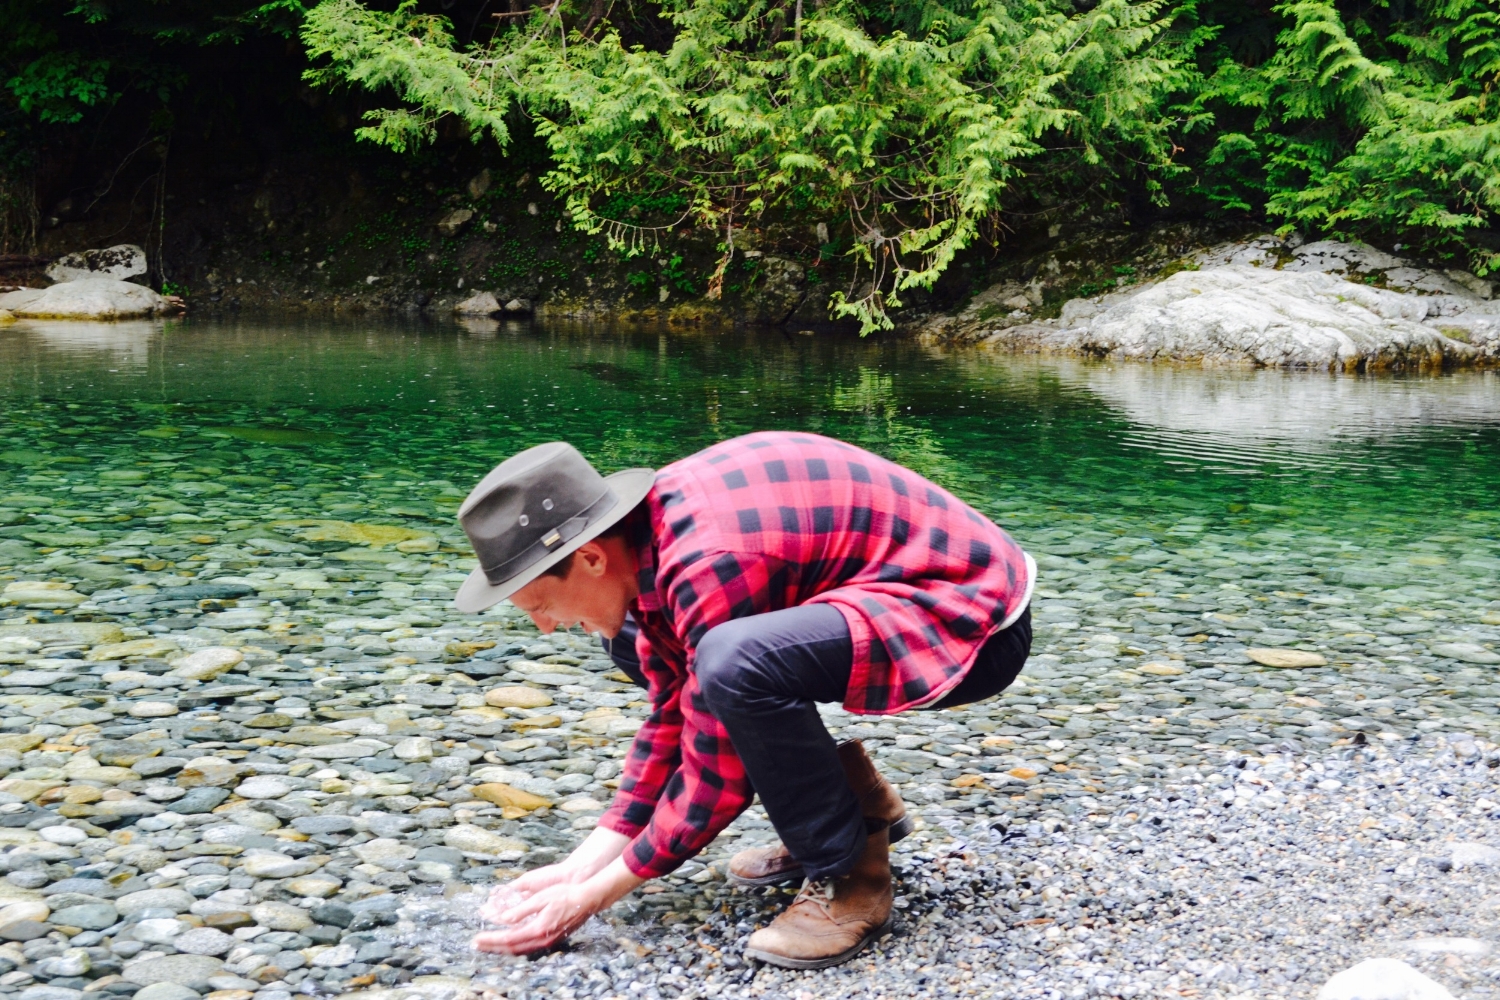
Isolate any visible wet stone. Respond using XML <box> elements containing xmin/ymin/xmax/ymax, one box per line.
<box><xmin>49</xmin><ymin>903</ymin><xmax>117</xmax><ymax>929</ymax></box>
<box><xmin>130</xmin><ymin>986</ymin><xmax>199</xmax><ymax>1000</ymax></box>
<box><xmin>116</xmin><ymin>889</ymin><xmax>195</xmax><ymax>916</ymax></box>
<box><xmin>122</xmin><ymin>954</ymin><xmax>224</xmax><ymax>989</ymax></box>
<box><xmin>171</xmin><ymin>927</ymin><xmax>235</xmax><ymax>957</ymax></box>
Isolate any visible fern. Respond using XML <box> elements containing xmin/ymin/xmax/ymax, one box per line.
<box><xmin>302</xmin><ymin>0</ymin><xmax>1188</xmax><ymax>331</ymax></box>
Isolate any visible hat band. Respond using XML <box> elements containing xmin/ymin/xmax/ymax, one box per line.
<box><xmin>480</xmin><ymin>487</ymin><xmax>618</xmax><ymax>585</ymax></box>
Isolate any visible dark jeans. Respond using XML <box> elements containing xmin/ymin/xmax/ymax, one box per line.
<box><xmin>600</xmin><ymin>603</ymin><xmax>1032</xmax><ymax>880</ymax></box>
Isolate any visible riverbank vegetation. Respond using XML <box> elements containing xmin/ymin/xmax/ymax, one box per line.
<box><xmin>1</xmin><ymin>0</ymin><xmax>1496</xmax><ymax>327</ymax></box>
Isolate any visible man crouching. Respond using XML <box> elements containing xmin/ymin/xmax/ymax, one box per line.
<box><xmin>452</xmin><ymin>431</ymin><xmax>1034</xmax><ymax>969</ymax></box>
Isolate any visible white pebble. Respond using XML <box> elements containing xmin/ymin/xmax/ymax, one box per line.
<box><xmin>171</xmin><ymin>646</ymin><xmax>244</xmax><ymax>680</ymax></box>
<box><xmin>37</xmin><ymin>825</ymin><xmax>87</xmax><ymax>846</ymax></box>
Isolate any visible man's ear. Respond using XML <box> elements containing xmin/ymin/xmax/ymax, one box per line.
<box><xmin>574</xmin><ymin>539</ymin><xmax>609</xmax><ymax>576</ymax></box>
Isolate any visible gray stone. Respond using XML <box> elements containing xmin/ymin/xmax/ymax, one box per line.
<box><xmin>19</xmin><ymin>988</ymin><xmax>83</xmax><ymax>1000</ymax></box>
<box><xmin>249</xmin><ymin>901</ymin><xmax>311</xmax><ymax>931</ymax></box>
<box><xmin>49</xmin><ymin>708</ymin><xmax>116</xmax><ymax>726</ymax></box>
<box><xmin>116</xmin><ymin>888</ymin><xmax>195</xmax><ymax>916</ymax></box>
<box><xmin>46</xmin><ymin>245</ymin><xmax>148</xmax><ymax>284</ymax></box>
<box><xmin>232</xmin><ymin>776</ymin><xmax>290</xmax><ymax>800</ymax></box>
<box><xmin>133</xmin><ymin>757</ymin><xmax>187</xmax><ymax>778</ymax></box>
<box><xmin>0</xmin><ymin>920</ymin><xmax>49</xmax><ymax>941</ymax></box>
<box><xmin>298</xmin><ymin>743</ymin><xmax>373</xmax><ymax>760</ymax></box>
<box><xmin>49</xmin><ymin>903</ymin><xmax>118</xmax><ymax>929</ymax></box>
<box><xmin>7</xmin><ymin>278</ymin><xmax>169</xmax><ymax>320</ymax></box>
<box><xmin>239</xmin><ymin>854</ymin><xmax>320</xmax><ymax>879</ymax></box>
<box><xmin>173</xmin><ymin>788</ymin><xmax>230</xmax><ymax>814</ymax></box>
<box><xmin>954</xmin><ymin>235</ymin><xmax>1500</xmax><ymax>366</ymax></box>
<box><xmin>180</xmin><ymin>876</ymin><xmax>229</xmax><ymax>898</ymax></box>
<box><xmin>204</xmin><ymin>977</ymin><xmax>258</xmax><ymax>992</ymax></box>
<box><xmin>1430</xmin><ymin>643</ymin><xmax>1500</xmax><ymax>665</ymax></box>
<box><xmin>171</xmin><ymin>927</ymin><xmax>235</xmax><ymax>957</ymax></box>
<box><xmin>122</xmin><ymin>954</ymin><xmax>224</xmax><ymax>989</ymax></box>
<box><xmin>1449</xmin><ymin>842</ymin><xmax>1500</xmax><ymax>868</ymax></box>
<box><xmin>309</xmin><ymin>902</ymin><xmax>353</xmax><ymax>928</ymax></box>
<box><xmin>130</xmin><ymin>918</ymin><xmax>186</xmax><ymax>945</ymax></box>
<box><xmin>43</xmin><ymin>878</ymin><xmax>118</xmax><ymax>898</ymax></box>
<box><xmin>454</xmin><ymin>291</ymin><xmax>500</xmax><ymax>317</ymax></box>
<box><xmin>290</xmin><ymin>816</ymin><xmax>354</xmax><ymax>835</ymax></box>
<box><xmin>131</xmin><ymin>985</ymin><xmax>200</xmax><ymax>1000</ymax></box>
<box><xmin>36</xmin><ymin>948</ymin><xmax>90</xmax><ymax>977</ymax></box>
<box><xmin>363</xmin><ymin>813</ymin><xmax>418</xmax><ymax>839</ymax></box>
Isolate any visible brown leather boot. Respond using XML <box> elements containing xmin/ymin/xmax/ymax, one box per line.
<box><xmin>743</xmin><ymin>821</ymin><xmax>894</xmax><ymax>970</ymax></box>
<box><xmin>728</xmin><ymin>739</ymin><xmax>911</xmax><ymax>888</ymax></box>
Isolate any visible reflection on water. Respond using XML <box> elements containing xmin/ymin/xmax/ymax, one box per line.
<box><xmin>1068</xmin><ymin>364</ymin><xmax>1500</xmax><ymax>442</ymax></box>
<box><xmin>1</xmin><ymin>316</ymin><xmax>1497</xmax><ymax>526</ymax></box>
<box><xmin>14</xmin><ymin>320</ymin><xmax>164</xmax><ymax>367</ymax></box>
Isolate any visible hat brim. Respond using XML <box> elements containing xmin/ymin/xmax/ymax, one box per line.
<box><xmin>452</xmin><ymin>467</ymin><xmax>655</xmax><ymax>614</ymax></box>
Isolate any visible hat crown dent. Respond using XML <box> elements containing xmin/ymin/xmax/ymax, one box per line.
<box><xmin>459</xmin><ymin>442</ymin><xmax>614</xmax><ymax>581</ymax></box>
<box><xmin>458</xmin><ymin>441</ymin><xmax>574</xmax><ymax>518</ymax></box>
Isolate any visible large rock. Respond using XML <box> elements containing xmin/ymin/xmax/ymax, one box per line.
<box><xmin>958</xmin><ymin>235</ymin><xmax>1500</xmax><ymax>369</ymax></box>
<box><xmin>46</xmin><ymin>245</ymin><xmax>148</xmax><ymax>284</ymax></box>
<box><xmin>1</xmin><ymin>278</ymin><xmax>168</xmax><ymax>320</ymax></box>
<box><xmin>1317</xmin><ymin>958</ymin><xmax>1455</xmax><ymax>1000</ymax></box>
<box><xmin>454</xmin><ymin>291</ymin><xmax>501</xmax><ymax>316</ymax></box>
<box><xmin>436</xmin><ymin>208</ymin><xmax>474</xmax><ymax>236</ymax></box>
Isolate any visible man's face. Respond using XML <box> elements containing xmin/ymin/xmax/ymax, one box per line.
<box><xmin>508</xmin><ymin>538</ymin><xmax>635</xmax><ymax>638</ymax></box>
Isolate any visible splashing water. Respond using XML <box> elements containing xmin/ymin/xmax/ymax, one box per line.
<box><xmin>381</xmin><ymin>885</ymin><xmax>631</xmax><ymax>989</ymax></box>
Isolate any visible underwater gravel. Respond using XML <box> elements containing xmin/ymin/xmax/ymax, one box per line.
<box><xmin>0</xmin><ymin>396</ymin><xmax>1497</xmax><ymax>1000</ymax></box>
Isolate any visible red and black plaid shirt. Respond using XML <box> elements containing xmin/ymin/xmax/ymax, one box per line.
<box><xmin>598</xmin><ymin>432</ymin><xmax>1033</xmax><ymax>878</ymax></box>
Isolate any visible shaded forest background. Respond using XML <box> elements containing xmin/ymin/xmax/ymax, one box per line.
<box><xmin>0</xmin><ymin>0</ymin><xmax>1495</xmax><ymax>327</ymax></box>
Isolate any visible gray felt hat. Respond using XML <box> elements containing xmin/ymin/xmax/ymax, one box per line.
<box><xmin>453</xmin><ymin>442</ymin><xmax>654</xmax><ymax>613</ymax></box>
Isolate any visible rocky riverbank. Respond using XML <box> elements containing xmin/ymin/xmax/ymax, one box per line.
<box><xmin>924</xmin><ymin>236</ymin><xmax>1500</xmax><ymax>369</ymax></box>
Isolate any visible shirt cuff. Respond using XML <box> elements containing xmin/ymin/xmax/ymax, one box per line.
<box><xmin>597</xmin><ymin>803</ymin><xmax>646</xmax><ymax>841</ymax></box>
<box><xmin>621</xmin><ymin>828</ymin><xmax>689</xmax><ymax>880</ymax></box>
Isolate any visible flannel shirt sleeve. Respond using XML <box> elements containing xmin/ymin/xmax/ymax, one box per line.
<box><xmin>614</xmin><ymin>551</ymin><xmax>779</xmax><ymax>879</ymax></box>
<box><xmin>598</xmin><ymin>625</ymin><xmax>683</xmax><ymax>841</ymax></box>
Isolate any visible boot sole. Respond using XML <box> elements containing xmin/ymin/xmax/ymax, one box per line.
<box><xmin>727</xmin><ymin>815</ymin><xmax>914</xmax><ymax>888</ymax></box>
<box><xmin>744</xmin><ymin>912</ymin><xmax>894</xmax><ymax>970</ymax></box>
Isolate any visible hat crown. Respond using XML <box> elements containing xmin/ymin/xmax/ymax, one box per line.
<box><xmin>459</xmin><ymin>442</ymin><xmax>615</xmax><ymax>583</ymax></box>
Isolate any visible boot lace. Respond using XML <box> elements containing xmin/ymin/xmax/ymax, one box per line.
<box><xmin>795</xmin><ymin>878</ymin><xmax>837</xmax><ymax>907</ymax></box>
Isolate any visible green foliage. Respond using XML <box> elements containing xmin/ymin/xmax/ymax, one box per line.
<box><xmin>3</xmin><ymin>0</ymin><xmax>1493</xmax><ymax>301</ymax></box>
<box><xmin>7</xmin><ymin>51</ymin><xmax>111</xmax><ymax>124</ymax></box>
<box><xmin>302</xmin><ymin>0</ymin><xmax>510</xmax><ymax>153</ymax></box>
<box><xmin>303</xmin><ymin>0</ymin><xmax>1189</xmax><ymax>331</ymax></box>
<box><xmin>1</xmin><ymin>2</ymin><xmax>311</xmax><ymax>127</ymax></box>
<box><xmin>1183</xmin><ymin>0</ymin><xmax>1500</xmax><ymax>271</ymax></box>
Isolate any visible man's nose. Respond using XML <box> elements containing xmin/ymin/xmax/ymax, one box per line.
<box><xmin>528</xmin><ymin>612</ymin><xmax>556</xmax><ymax>633</ymax></box>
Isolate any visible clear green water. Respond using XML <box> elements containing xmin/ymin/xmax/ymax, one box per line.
<box><xmin>2</xmin><ymin>317</ymin><xmax>1498</xmax><ymax>675</ymax></box>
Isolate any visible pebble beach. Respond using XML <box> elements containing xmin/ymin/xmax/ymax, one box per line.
<box><xmin>1</xmin><ymin>331</ymin><xmax>1498</xmax><ymax>1000</ymax></box>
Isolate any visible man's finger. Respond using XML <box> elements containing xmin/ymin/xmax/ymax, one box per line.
<box><xmin>497</xmin><ymin>891</ymin><xmax>556</xmax><ymax>926</ymax></box>
<box><xmin>474</xmin><ymin>925</ymin><xmax>559</xmax><ymax>955</ymax></box>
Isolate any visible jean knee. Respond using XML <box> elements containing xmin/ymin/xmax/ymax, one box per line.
<box><xmin>694</xmin><ymin>620</ymin><xmax>759</xmax><ymax>715</ymax></box>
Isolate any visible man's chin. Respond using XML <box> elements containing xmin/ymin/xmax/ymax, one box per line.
<box><xmin>589</xmin><ymin>617</ymin><xmax>626</xmax><ymax>639</ymax></box>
